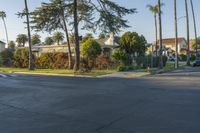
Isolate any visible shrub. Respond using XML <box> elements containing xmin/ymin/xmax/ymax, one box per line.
<box><xmin>180</xmin><ymin>54</ymin><xmax>187</xmax><ymax>61</ymax></box>
<box><xmin>96</xmin><ymin>54</ymin><xmax>113</xmax><ymax>69</ymax></box>
<box><xmin>135</xmin><ymin>56</ymin><xmax>168</xmax><ymax>68</ymax></box>
<box><xmin>35</xmin><ymin>53</ymin><xmax>68</xmax><ymax>69</ymax></box>
<box><xmin>13</xmin><ymin>48</ymin><xmax>29</xmax><ymax>68</ymax></box>
<box><xmin>0</xmin><ymin>49</ymin><xmax>14</xmax><ymax>67</ymax></box>
<box><xmin>112</xmin><ymin>49</ymin><xmax>131</xmax><ymax>66</ymax></box>
<box><xmin>117</xmin><ymin>65</ymin><xmax>136</xmax><ymax>72</ymax></box>
<box><xmin>81</xmin><ymin>38</ymin><xmax>102</xmax><ymax>70</ymax></box>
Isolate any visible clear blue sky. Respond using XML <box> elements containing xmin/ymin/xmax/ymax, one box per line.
<box><xmin>0</xmin><ymin>0</ymin><xmax>200</xmax><ymax>43</ymax></box>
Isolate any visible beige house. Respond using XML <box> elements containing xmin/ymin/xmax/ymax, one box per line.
<box><xmin>152</xmin><ymin>38</ymin><xmax>187</xmax><ymax>56</ymax></box>
<box><xmin>32</xmin><ymin>33</ymin><xmax>119</xmax><ymax>56</ymax></box>
<box><xmin>0</xmin><ymin>41</ymin><xmax>6</xmax><ymax>52</ymax></box>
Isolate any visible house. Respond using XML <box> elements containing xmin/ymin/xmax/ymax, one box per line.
<box><xmin>95</xmin><ymin>33</ymin><xmax>120</xmax><ymax>56</ymax></box>
<box><xmin>0</xmin><ymin>41</ymin><xmax>6</xmax><ymax>52</ymax></box>
<box><xmin>153</xmin><ymin>38</ymin><xmax>188</xmax><ymax>56</ymax></box>
<box><xmin>32</xmin><ymin>33</ymin><xmax>120</xmax><ymax>57</ymax></box>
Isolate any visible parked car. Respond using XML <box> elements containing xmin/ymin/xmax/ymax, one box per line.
<box><xmin>193</xmin><ymin>58</ymin><xmax>200</xmax><ymax>67</ymax></box>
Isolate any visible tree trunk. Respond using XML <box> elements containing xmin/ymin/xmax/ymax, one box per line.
<box><xmin>24</xmin><ymin>0</ymin><xmax>33</xmax><ymax>70</ymax></box>
<box><xmin>154</xmin><ymin>13</ymin><xmax>158</xmax><ymax>57</ymax></box>
<box><xmin>185</xmin><ymin>0</ymin><xmax>190</xmax><ymax>66</ymax></box>
<box><xmin>190</xmin><ymin>0</ymin><xmax>198</xmax><ymax>57</ymax></box>
<box><xmin>61</xmin><ymin>11</ymin><xmax>73</xmax><ymax>69</ymax></box>
<box><xmin>2</xmin><ymin>18</ymin><xmax>9</xmax><ymax>45</ymax></box>
<box><xmin>73</xmin><ymin>0</ymin><xmax>80</xmax><ymax>71</ymax></box>
<box><xmin>174</xmin><ymin>0</ymin><xmax>178</xmax><ymax>69</ymax></box>
<box><xmin>158</xmin><ymin>0</ymin><xmax>163</xmax><ymax>69</ymax></box>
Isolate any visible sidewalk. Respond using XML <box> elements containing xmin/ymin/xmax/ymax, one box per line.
<box><xmin>97</xmin><ymin>71</ymin><xmax>150</xmax><ymax>78</ymax></box>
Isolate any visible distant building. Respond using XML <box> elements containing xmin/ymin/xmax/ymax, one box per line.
<box><xmin>0</xmin><ymin>41</ymin><xmax>6</xmax><ymax>52</ymax></box>
<box><xmin>153</xmin><ymin>37</ymin><xmax>188</xmax><ymax>56</ymax></box>
<box><xmin>32</xmin><ymin>33</ymin><xmax>120</xmax><ymax>57</ymax></box>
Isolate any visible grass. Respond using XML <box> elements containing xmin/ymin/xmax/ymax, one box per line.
<box><xmin>148</xmin><ymin>61</ymin><xmax>187</xmax><ymax>75</ymax></box>
<box><xmin>0</xmin><ymin>67</ymin><xmax>116</xmax><ymax>77</ymax></box>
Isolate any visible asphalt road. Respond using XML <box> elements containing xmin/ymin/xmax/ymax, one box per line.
<box><xmin>0</xmin><ymin>69</ymin><xmax>200</xmax><ymax>133</ymax></box>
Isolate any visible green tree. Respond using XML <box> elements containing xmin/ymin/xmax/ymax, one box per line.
<box><xmin>113</xmin><ymin>32</ymin><xmax>147</xmax><ymax>66</ymax></box>
<box><xmin>53</xmin><ymin>32</ymin><xmax>64</xmax><ymax>45</ymax></box>
<box><xmin>81</xmin><ymin>38</ymin><xmax>102</xmax><ymax>59</ymax></box>
<box><xmin>31</xmin><ymin>34</ymin><xmax>41</xmax><ymax>45</ymax></box>
<box><xmin>70</xmin><ymin>0</ymin><xmax>136</xmax><ymax>70</ymax></box>
<box><xmin>0</xmin><ymin>11</ymin><xmax>9</xmax><ymax>44</ymax></box>
<box><xmin>192</xmin><ymin>37</ymin><xmax>200</xmax><ymax>50</ymax></box>
<box><xmin>31</xmin><ymin>0</ymin><xmax>73</xmax><ymax>69</ymax></box>
<box><xmin>98</xmin><ymin>33</ymin><xmax>106</xmax><ymax>39</ymax></box>
<box><xmin>45</xmin><ymin>37</ymin><xmax>54</xmax><ymax>45</ymax></box>
<box><xmin>16</xmin><ymin>34</ymin><xmax>28</xmax><ymax>47</ymax></box>
<box><xmin>8</xmin><ymin>41</ymin><xmax>16</xmax><ymax>49</ymax></box>
<box><xmin>82</xmin><ymin>33</ymin><xmax>93</xmax><ymax>43</ymax></box>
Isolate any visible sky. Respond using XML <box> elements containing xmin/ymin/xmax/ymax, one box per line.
<box><xmin>0</xmin><ymin>0</ymin><xmax>200</xmax><ymax>43</ymax></box>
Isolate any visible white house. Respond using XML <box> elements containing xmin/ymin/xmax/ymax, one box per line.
<box><xmin>0</xmin><ymin>41</ymin><xmax>6</xmax><ymax>52</ymax></box>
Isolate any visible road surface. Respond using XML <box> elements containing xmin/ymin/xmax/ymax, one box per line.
<box><xmin>0</xmin><ymin>68</ymin><xmax>200</xmax><ymax>133</ymax></box>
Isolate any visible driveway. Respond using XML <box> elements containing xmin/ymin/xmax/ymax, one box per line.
<box><xmin>0</xmin><ymin>73</ymin><xmax>200</xmax><ymax>133</ymax></box>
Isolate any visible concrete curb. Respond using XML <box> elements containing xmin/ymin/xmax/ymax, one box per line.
<box><xmin>13</xmin><ymin>72</ymin><xmax>94</xmax><ymax>78</ymax></box>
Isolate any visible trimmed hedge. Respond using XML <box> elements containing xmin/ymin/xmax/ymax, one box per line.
<box><xmin>35</xmin><ymin>53</ymin><xmax>69</xmax><ymax>69</ymax></box>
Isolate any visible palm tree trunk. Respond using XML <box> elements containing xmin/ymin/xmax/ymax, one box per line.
<box><xmin>190</xmin><ymin>0</ymin><xmax>198</xmax><ymax>57</ymax></box>
<box><xmin>2</xmin><ymin>18</ymin><xmax>9</xmax><ymax>45</ymax></box>
<box><xmin>73</xmin><ymin>0</ymin><xmax>80</xmax><ymax>71</ymax></box>
<box><xmin>158</xmin><ymin>0</ymin><xmax>163</xmax><ymax>69</ymax></box>
<box><xmin>174</xmin><ymin>0</ymin><xmax>178</xmax><ymax>69</ymax></box>
<box><xmin>185</xmin><ymin>0</ymin><xmax>190</xmax><ymax>66</ymax></box>
<box><xmin>24</xmin><ymin>0</ymin><xmax>33</xmax><ymax>70</ymax></box>
<box><xmin>154</xmin><ymin>13</ymin><xmax>158</xmax><ymax>57</ymax></box>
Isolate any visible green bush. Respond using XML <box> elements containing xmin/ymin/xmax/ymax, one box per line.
<box><xmin>13</xmin><ymin>48</ymin><xmax>29</xmax><ymax>68</ymax></box>
<box><xmin>112</xmin><ymin>49</ymin><xmax>132</xmax><ymax>66</ymax></box>
<box><xmin>35</xmin><ymin>53</ymin><xmax>68</xmax><ymax>69</ymax></box>
<box><xmin>96</xmin><ymin>54</ymin><xmax>113</xmax><ymax>69</ymax></box>
<box><xmin>117</xmin><ymin>65</ymin><xmax>136</xmax><ymax>72</ymax></box>
<box><xmin>0</xmin><ymin>49</ymin><xmax>14</xmax><ymax>67</ymax></box>
<box><xmin>180</xmin><ymin>54</ymin><xmax>187</xmax><ymax>61</ymax></box>
<box><xmin>135</xmin><ymin>56</ymin><xmax>168</xmax><ymax>68</ymax></box>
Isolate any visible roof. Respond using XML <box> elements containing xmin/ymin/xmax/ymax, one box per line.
<box><xmin>157</xmin><ymin>38</ymin><xmax>186</xmax><ymax>45</ymax></box>
<box><xmin>0</xmin><ymin>41</ymin><xmax>6</xmax><ymax>44</ymax></box>
<box><xmin>95</xmin><ymin>36</ymin><xmax>120</xmax><ymax>46</ymax></box>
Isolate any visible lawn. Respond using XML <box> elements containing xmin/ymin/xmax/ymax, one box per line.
<box><xmin>0</xmin><ymin>67</ymin><xmax>116</xmax><ymax>77</ymax></box>
<box><xmin>148</xmin><ymin>61</ymin><xmax>187</xmax><ymax>74</ymax></box>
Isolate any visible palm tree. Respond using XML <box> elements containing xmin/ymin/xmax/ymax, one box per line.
<box><xmin>16</xmin><ymin>34</ymin><xmax>28</xmax><ymax>47</ymax></box>
<box><xmin>158</xmin><ymin>0</ymin><xmax>163</xmax><ymax>69</ymax></box>
<box><xmin>185</xmin><ymin>0</ymin><xmax>190</xmax><ymax>66</ymax></box>
<box><xmin>45</xmin><ymin>37</ymin><xmax>54</xmax><ymax>45</ymax></box>
<box><xmin>0</xmin><ymin>11</ymin><xmax>9</xmax><ymax>45</ymax></box>
<box><xmin>24</xmin><ymin>0</ymin><xmax>34</xmax><ymax>70</ymax></box>
<box><xmin>147</xmin><ymin>4</ymin><xmax>159</xmax><ymax>57</ymax></box>
<box><xmin>190</xmin><ymin>0</ymin><xmax>198</xmax><ymax>57</ymax></box>
<box><xmin>174</xmin><ymin>0</ymin><xmax>178</xmax><ymax>69</ymax></box>
<box><xmin>53</xmin><ymin>32</ymin><xmax>64</xmax><ymax>45</ymax></box>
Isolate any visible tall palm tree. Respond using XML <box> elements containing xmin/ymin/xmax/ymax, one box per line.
<box><xmin>174</xmin><ymin>0</ymin><xmax>178</xmax><ymax>69</ymax></box>
<box><xmin>158</xmin><ymin>0</ymin><xmax>163</xmax><ymax>69</ymax></box>
<box><xmin>190</xmin><ymin>0</ymin><xmax>198</xmax><ymax>57</ymax></box>
<box><xmin>185</xmin><ymin>0</ymin><xmax>190</xmax><ymax>66</ymax></box>
<box><xmin>147</xmin><ymin>4</ymin><xmax>159</xmax><ymax>57</ymax></box>
<box><xmin>0</xmin><ymin>11</ymin><xmax>9</xmax><ymax>45</ymax></box>
<box><xmin>24</xmin><ymin>0</ymin><xmax>34</xmax><ymax>70</ymax></box>
<box><xmin>53</xmin><ymin>32</ymin><xmax>64</xmax><ymax>45</ymax></box>
<box><xmin>73</xmin><ymin>0</ymin><xmax>80</xmax><ymax>71</ymax></box>
<box><xmin>16</xmin><ymin>34</ymin><xmax>28</xmax><ymax>47</ymax></box>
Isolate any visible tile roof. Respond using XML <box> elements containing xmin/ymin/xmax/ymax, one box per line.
<box><xmin>157</xmin><ymin>38</ymin><xmax>186</xmax><ymax>45</ymax></box>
